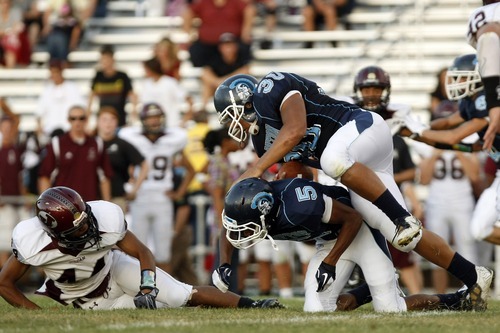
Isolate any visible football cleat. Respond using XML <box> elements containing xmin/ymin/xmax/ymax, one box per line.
<box><xmin>392</xmin><ymin>215</ymin><xmax>422</xmax><ymax>247</ymax></box>
<box><xmin>446</xmin><ymin>285</ymin><xmax>472</xmax><ymax>311</ymax></box>
<box><xmin>251</xmin><ymin>298</ymin><xmax>285</xmax><ymax>309</ymax></box>
<box><xmin>468</xmin><ymin>266</ymin><xmax>494</xmax><ymax>311</ymax></box>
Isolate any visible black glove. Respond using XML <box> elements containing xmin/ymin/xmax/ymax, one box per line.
<box><xmin>134</xmin><ymin>287</ymin><xmax>159</xmax><ymax>309</ymax></box>
<box><xmin>212</xmin><ymin>263</ymin><xmax>232</xmax><ymax>292</ymax></box>
<box><xmin>316</xmin><ymin>261</ymin><xmax>336</xmax><ymax>292</ymax></box>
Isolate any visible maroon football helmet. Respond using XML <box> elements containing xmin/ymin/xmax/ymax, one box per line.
<box><xmin>36</xmin><ymin>187</ymin><xmax>100</xmax><ymax>249</ymax></box>
<box><xmin>140</xmin><ymin>102</ymin><xmax>166</xmax><ymax>134</ymax></box>
<box><xmin>353</xmin><ymin>66</ymin><xmax>391</xmax><ymax>113</ymax></box>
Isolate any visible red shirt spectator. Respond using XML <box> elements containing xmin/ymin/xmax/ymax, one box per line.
<box><xmin>38</xmin><ymin>106</ymin><xmax>113</xmax><ymax>201</ymax></box>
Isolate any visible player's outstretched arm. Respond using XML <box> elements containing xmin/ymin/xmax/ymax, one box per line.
<box><xmin>0</xmin><ymin>255</ymin><xmax>41</xmax><ymax>309</ymax></box>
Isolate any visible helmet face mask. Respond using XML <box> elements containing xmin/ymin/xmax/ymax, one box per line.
<box><xmin>222</xmin><ymin>178</ymin><xmax>275</xmax><ymax>249</ymax></box>
<box><xmin>214</xmin><ymin>74</ymin><xmax>258</xmax><ymax>143</ymax></box>
<box><xmin>445</xmin><ymin>54</ymin><xmax>483</xmax><ymax>100</ymax></box>
<box><xmin>36</xmin><ymin>187</ymin><xmax>100</xmax><ymax>250</ymax></box>
<box><xmin>353</xmin><ymin>66</ymin><xmax>391</xmax><ymax>112</ymax></box>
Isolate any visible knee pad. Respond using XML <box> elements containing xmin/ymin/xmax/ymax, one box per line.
<box><xmin>390</xmin><ymin>230</ymin><xmax>422</xmax><ymax>252</ymax></box>
<box><xmin>320</xmin><ymin>152</ymin><xmax>354</xmax><ymax>180</ymax></box>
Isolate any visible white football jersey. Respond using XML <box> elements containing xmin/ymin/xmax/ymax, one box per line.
<box><xmin>426</xmin><ymin>151</ymin><xmax>475</xmax><ymax>205</ymax></box>
<box><xmin>11</xmin><ymin>201</ymin><xmax>127</xmax><ymax>305</ymax></box>
<box><xmin>467</xmin><ymin>3</ymin><xmax>500</xmax><ymax>48</ymax></box>
<box><xmin>119</xmin><ymin>126</ymin><xmax>188</xmax><ymax>202</ymax></box>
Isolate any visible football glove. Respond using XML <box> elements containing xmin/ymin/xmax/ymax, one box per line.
<box><xmin>134</xmin><ymin>287</ymin><xmax>159</xmax><ymax>309</ymax></box>
<box><xmin>403</xmin><ymin>114</ymin><xmax>429</xmax><ymax>138</ymax></box>
<box><xmin>316</xmin><ymin>262</ymin><xmax>336</xmax><ymax>292</ymax></box>
<box><xmin>212</xmin><ymin>263</ymin><xmax>232</xmax><ymax>293</ymax></box>
<box><xmin>385</xmin><ymin>117</ymin><xmax>405</xmax><ymax>136</ymax></box>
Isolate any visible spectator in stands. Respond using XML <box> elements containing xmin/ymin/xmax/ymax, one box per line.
<box><xmin>88</xmin><ymin>45</ymin><xmax>138</xmax><ymax>127</ymax></box>
<box><xmin>203</xmin><ymin>127</ymin><xmax>244</xmax><ymax>292</ymax></box>
<box><xmin>170</xmin><ymin>152</ymin><xmax>198</xmax><ymax>285</ymax></box>
<box><xmin>182</xmin><ymin>0</ymin><xmax>255</xmax><ymax>67</ymax></box>
<box><xmin>154</xmin><ymin>37</ymin><xmax>182</xmax><ymax>80</ymax></box>
<box><xmin>0</xmin><ymin>98</ymin><xmax>29</xmax><ymax>268</ymax></box>
<box><xmin>253</xmin><ymin>0</ymin><xmax>278</xmax><ymax>49</ymax></box>
<box><xmin>201</xmin><ymin>32</ymin><xmax>251</xmax><ymax>107</ymax></box>
<box><xmin>302</xmin><ymin>0</ymin><xmax>356</xmax><ymax>48</ymax></box>
<box><xmin>36</xmin><ymin>60</ymin><xmax>86</xmax><ymax>138</ymax></box>
<box><xmin>429</xmin><ymin>67</ymin><xmax>458</xmax><ymax>121</ymax></box>
<box><xmin>42</xmin><ymin>0</ymin><xmax>82</xmax><ymax>66</ymax></box>
<box><xmin>95</xmin><ymin>106</ymin><xmax>148</xmax><ymax>212</ymax></box>
<box><xmin>19</xmin><ymin>0</ymin><xmax>43</xmax><ymax>61</ymax></box>
<box><xmin>38</xmin><ymin>105</ymin><xmax>113</xmax><ymax>201</ymax></box>
<box><xmin>140</xmin><ymin>57</ymin><xmax>192</xmax><ymax>128</ymax></box>
<box><xmin>0</xmin><ymin>0</ymin><xmax>24</xmax><ymax>68</ymax></box>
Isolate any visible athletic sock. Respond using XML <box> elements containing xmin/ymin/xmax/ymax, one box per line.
<box><xmin>436</xmin><ymin>292</ymin><xmax>461</xmax><ymax>309</ymax></box>
<box><xmin>347</xmin><ymin>283</ymin><xmax>372</xmax><ymax>306</ymax></box>
<box><xmin>237</xmin><ymin>296</ymin><xmax>256</xmax><ymax>308</ymax></box>
<box><xmin>446</xmin><ymin>252</ymin><xmax>477</xmax><ymax>289</ymax></box>
<box><xmin>372</xmin><ymin>189</ymin><xmax>410</xmax><ymax>222</ymax></box>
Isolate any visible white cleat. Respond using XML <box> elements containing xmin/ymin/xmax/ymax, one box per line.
<box><xmin>469</xmin><ymin>266</ymin><xmax>494</xmax><ymax>311</ymax></box>
<box><xmin>392</xmin><ymin>215</ymin><xmax>422</xmax><ymax>247</ymax></box>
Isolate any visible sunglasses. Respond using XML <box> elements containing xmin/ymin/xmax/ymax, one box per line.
<box><xmin>69</xmin><ymin>116</ymin><xmax>87</xmax><ymax>121</ymax></box>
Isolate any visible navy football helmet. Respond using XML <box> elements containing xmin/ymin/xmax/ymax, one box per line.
<box><xmin>353</xmin><ymin>66</ymin><xmax>391</xmax><ymax>112</ymax></box>
<box><xmin>36</xmin><ymin>187</ymin><xmax>100</xmax><ymax>250</ymax></box>
<box><xmin>223</xmin><ymin>178</ymin><xmax>277</xmax><ymax>249</ymax></box>
<box><xmin>213</xmin><ymin>74</ymin><xmax>259</xmax><ymax>143</ymax></box>
<box><xmin>140</xmin><ymin>102</ymin><xmax>166</xmax><ymax>134</ymax></box>
<box><xmin>445</xmin><ymin>54</ymin><xmax>483</xmax><ymax>100</ymax></box>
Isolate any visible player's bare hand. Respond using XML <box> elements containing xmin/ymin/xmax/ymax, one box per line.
<box><xmin>482</xmin><ymin>107</ymin><xmax>500</xmax><ymax>150</ymax></box>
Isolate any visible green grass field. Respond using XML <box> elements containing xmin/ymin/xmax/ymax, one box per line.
<box><xmin>1</xmin><ymin>296</ymin><xmax>500</xmax><ymax>333</ymax></box>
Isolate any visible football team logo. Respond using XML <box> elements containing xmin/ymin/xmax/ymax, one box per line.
<box><xmin>38</xmin><ymin>211</ymin><xmax>58</xmax><ymax>229</ymax></box>
<box><xmin>251</xmin><ymin>192</ymin><xmax>274</xmax><ymax>215</ymax></box>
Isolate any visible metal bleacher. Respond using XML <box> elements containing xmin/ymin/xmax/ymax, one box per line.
<box><xmin>0</xmin><ymin>0</ymin><xmax>483</xmax><ymax>132</ymax></box>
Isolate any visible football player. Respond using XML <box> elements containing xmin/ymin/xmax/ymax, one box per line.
<box><xmin>213</xmin><ymin>177</ymin><xmax>471</xmax><ymax>312</ymax></box>
<box><xmin>403</xmin><ymin>54</ymin><xmax>500</xmax><ymax>250</ymax></box>
<box><xmin>118</xmin><ymin>103</ymin><xmax>193</xmax><ymax>274</ymax></box>
<box><xmin>213</xmin><ymin>73</ymin><xmax>492</xmax><ymax>310</ymax></box>
<box><xmin>0</xmin><ymin>186</ymin><xmax>283</xmax><ymax>310</ymax></box>
<box><xmin>214</xmin><ymin>72</ymin><xmax>423</xmax><ymax>251</ymax></box>
<box><xmin>352</xmin><ymin>66</ymin><xmax>424</xmax><ymax>295</ymax></box>
<box><xmin>466</xmin><ymin>0</ymin><xmax>500</xmax><ymax>150</ymax></box>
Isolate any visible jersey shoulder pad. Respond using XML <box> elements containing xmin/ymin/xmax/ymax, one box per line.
<box><xmin>88</xmin><ymin>201</ymin><xmax>127</xmax><ymax>241</ymax></box>
<box><xmin>11</xmin><ymin>217</ymin><xmax>53</xmax><ymax>265</ymax></box>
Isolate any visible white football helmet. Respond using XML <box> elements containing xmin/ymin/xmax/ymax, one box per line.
<box><xmin>445</xmin><ymin>54</ymin><xmax>483</xmax><ymax>100</ymax></box>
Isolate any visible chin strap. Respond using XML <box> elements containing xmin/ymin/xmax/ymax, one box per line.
<box><xmin>249</xmin><ymin>120</ymin><xmax>259</xmax><ymax>135</ymax></box>
<box><xmin>260</xmin><ymin>214</ymin><xmax>278</xmax><ymax>251</ymax></box>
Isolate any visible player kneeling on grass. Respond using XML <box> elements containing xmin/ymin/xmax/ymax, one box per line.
<box><xmin>213</xmin><ymin>162</ymin><xmax>473</xmax><ymax>312</ymax></box>
<box><xmin>0</xmin><ymin>186</ymin><xmax>283</xmax><ymax>310</ymax></box>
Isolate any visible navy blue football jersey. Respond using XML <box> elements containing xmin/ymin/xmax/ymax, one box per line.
<box><xmin>251</xmin><ymin>72</ymin><xmax>372</xmax><ymax>168</ymax></box>
<box><xmin>267</xmin><ymin>178</ymin><xmax>352</xmax><ymax>242</ymax></box>
<box><xmin>458</xmin><ymin>91</ymin><xmax>500</xmax><ymax>159</ymax></box>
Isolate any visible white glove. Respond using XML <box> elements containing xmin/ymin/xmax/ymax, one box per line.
<box><xmin>403</xmin><ymin>114</ymin><xmax>429</xmax><ymax>138</ymax></box>
<box><xmin>385</xmin><ymin>118</ymin><xmax>405</xmax><ymax>136</ymax></box>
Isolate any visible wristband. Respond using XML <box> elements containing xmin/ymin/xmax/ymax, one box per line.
<box><xmin>140</xmin><ymin>269</ymin><xmax>156</xmax><ymax>290</ymax></box>
<box><xmin>481</xmin><ymin>76</ymin><xmax>500</xmax><ymax>109</ymax></box>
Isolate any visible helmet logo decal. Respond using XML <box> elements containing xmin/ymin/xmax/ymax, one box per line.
<box><xmin>251</xmin><ymin>192</ymin><xmax>274</xmax><ymax>215</ymax></box>
<box><xmin>229</xmin><ymin>78</ymin><xmax>255</xmax><ymax>103</ymax></box>
<box><xmin>38</xmin><ymin>211</ymin><xmax>58</xmax><ymax>229</ymax></box>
